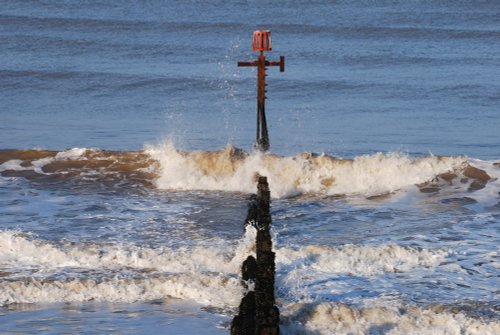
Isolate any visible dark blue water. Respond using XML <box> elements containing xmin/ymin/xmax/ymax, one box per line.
<box><xmin>1</xmin><ymin>0</ymin><xmax>499</xmax><ymax>158</ymax></box>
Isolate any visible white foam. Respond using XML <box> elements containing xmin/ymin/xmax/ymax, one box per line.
<box><xmin>280</xmin><ymin>301</ymin><xmax>500</xmax><ymax>335</ymax></box>
<box><xmin>31</xmin><ymin>148</ymin><xmax>88</xmax><ymax>173</ymax></box>
<box><xmin>146</xmin><ymin>143</ymin><xmax>471</xmax><ymax>198</ymax></box>
<box><xmin>0</xmin><ymin>159</ymin><xmax>25</xmax><ymax>172</ymax></box>
<box><xmin>0</xmin><ymin>148</ymin><xmax>89</xmax><ymax>175</ymax></box>
<box><xmin>0</xmin><ymin>228</ymin><xmax>256</xmax><ymax>275</ymax></box>
<box><xmin>0</xmin><ymin>228</ymin><xmax>257</xmax><ymax>306</ymax></box>
<box><xmin>276</xmin><ymin>244</ymin><xmax>449</xmax><ymax>277</ymax></box>
<box><xmin>0</xmin><ymin>274</ymin><xmax>242</xmax><ymax>307</ymax></box>
<box><xmin>1</xmin><ymin>230</ymin><xmax>449</xmax><ymax>308</ymax></box>
<box><xmin>0</xmin><ymin>230</ymin><xmax>445</xmax><ymax>282</ymax></box>
<box><xmin>146</xmin><ymin>142</ymin><xmax>260</xmax><ymax>195</ymax></box>
<box><xmin>54</xmin><ymin>148</ymin><xmax>87</xmax><ymax>160</ymax></box>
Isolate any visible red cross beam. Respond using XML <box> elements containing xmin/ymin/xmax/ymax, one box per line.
<box><xmin>237</xmin><ymin>30</ymin><xmax>285</xmax><ymax>152</ymax></box>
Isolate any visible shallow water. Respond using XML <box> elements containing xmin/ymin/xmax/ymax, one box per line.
<box><xmin>1</xmin><ymin>0</ymin><xmax>499</xmax><ymax>334</ymax></box>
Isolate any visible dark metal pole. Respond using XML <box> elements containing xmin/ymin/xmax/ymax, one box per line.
<box><xmin>257</xmin><ymin>52</ymin><xmax>269</xmax><ymax>151</ymax></box>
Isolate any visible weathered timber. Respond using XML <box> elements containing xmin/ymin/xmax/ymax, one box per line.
<box><xmin>231</xmin><ymin>290</ymin><xmax>256</xmax><ymax>335</ymax></box>
<box><xmin>254</xmin><ymin>177</ymin><xmax>279</xmax><ymax>335</ymax></box>
<box><xmin>245</xmin><ymin>194</ymin><xmax>258</xmax><ymax>229</ymax></box>
<box><xmin>231</xmin><ymin>176</ymin><xmax>279</xmax><ymax>335</ymax></box>
<box><xmin>242</xmin><ymin>255</ymin><xmax>257</xmax><ymax>284</ymax></box>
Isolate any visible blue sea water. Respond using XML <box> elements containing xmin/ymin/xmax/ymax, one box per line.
<box><xmin>0</xmin><ymin>1</ymin><xmax>499</xmax><ymax>334</ymax></box>
<box><xmin>1</xmin><ymin>0</ymin><xmax>499</xmax><ymax>157</ymax></box>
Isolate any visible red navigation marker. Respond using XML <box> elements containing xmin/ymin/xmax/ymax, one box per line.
<box><xmin>238</xmin><ymin>31</ymin><xmax>285</xmax><ymax>152</ymax></box>
<box><xmin>252</xmin><ymin>30</ymin><xmax>272</xmax><ymax>51</ymax></box>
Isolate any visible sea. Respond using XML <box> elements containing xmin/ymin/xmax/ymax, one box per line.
<box><xmin>0</xmin><ymin>0</ymin><xmax>499</xmax><ymax>334</ymax></box>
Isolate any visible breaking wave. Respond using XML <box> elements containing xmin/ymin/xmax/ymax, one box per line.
<box><xmin>0</xmin><ymin>144</ymin><xmax>496</xmax><ymax>199</ymax></box>
<box><xmin>0</xmin><ymin>229</ymin><xmax>455</xmax><ymax>308</ymax></box>
<box><xmin>281</xmin><ymin>301</ymin><xmax>500</xmax><ymax>335</ymax></box>
<box><xmin>0</xmin><ymin>228</ymin><xmax>256</xmax><ymax>306</ymax></box>
<box><xmin>276</xmin><ymin>244</ymin><xmax>449</xmax><ymax>277</ymax></box>
<box><xmin>0</xmin><ymin>229</ymin><xmax>256</xmax><ymax>275</ymax></box>
<box><xmin>147</xmin><ymin>143</ymin><xmax>493</xmax><ymax>198</ymax></box>
<box><xmin>0</xmin><ymin>275</ymin><xmax>242</xmax><ymax>307</ymax></box>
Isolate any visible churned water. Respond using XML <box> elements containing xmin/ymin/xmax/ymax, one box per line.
<box><xmin>0</xmin><ymin>1</ymin><xmax>499</xmax><ymax>334</ymax></box>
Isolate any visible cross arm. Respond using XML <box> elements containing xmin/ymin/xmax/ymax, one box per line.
<box><xmin>238</xmin><ymin>56</ymin><xmax>285</xmax><ymax>72</ymax></box>
<box><xmin>237</xmin><ymin>61</ymin><xmax>259</xmax><ymax>67</ymax></box>
<box><xmin>267</xmin><ymin>56</ymin><xmax>285</xmax><ymax>72</ymax></box>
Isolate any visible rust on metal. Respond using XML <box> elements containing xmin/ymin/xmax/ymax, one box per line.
<box><xmin>252</xmin><ymin>30</ymin><xmax>272</xmax><ymax>51</ymax></box>
<box><xmin>238</xmin><ymin>30</ymin><xmax>285</xmax><ymax>152</ymax></box>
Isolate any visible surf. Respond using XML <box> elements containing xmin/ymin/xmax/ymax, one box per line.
<box><xmin>1</xmin><ymin>145</ymin><xmax>496</xmax><ymax>201</ymax></box>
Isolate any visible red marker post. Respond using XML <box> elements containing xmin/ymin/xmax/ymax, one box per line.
<box><xmin>238</xmin><ymin>31</ymin><xmax>285</xmax><ymax>152</ymax></box>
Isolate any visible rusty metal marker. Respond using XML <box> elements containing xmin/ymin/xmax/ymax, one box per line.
<box><xmin>238</xmin><ymin>31</ymin><xmax>285</xmax><ymax>152</ymax></box>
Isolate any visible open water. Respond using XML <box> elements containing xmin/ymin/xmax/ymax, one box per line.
<box><xmin>0</xmin><ymin>1</ymin><xmax>499</xmax><ymax>334</ymax></box>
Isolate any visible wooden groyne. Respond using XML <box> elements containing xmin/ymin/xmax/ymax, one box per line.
<box><xmin>231</xmin><ymin>176</ymin><xmax>279</xmax><ymax>335</ymax></box>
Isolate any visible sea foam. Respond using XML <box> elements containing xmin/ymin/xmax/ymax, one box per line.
<box><xmin>0</xmin><ymin>229</ymin><xmax>454</xmax><ymax>309</ymax></box>
<box><xmin>1</xmin><ymin>145</ymin><xmax>495</xmax><ymax>200</ymax></box>
<box><xmin>147</xmin><ymin>143</ymin><xmax>478</xmax><ymax>198</ymax></box>
<box><xmin>280</xmin><ymin>301</ymin><xmax>500</xmax><ymax>335</ymax></box>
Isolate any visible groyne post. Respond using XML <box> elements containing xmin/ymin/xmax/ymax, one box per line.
<box><xmin>231</xmin><ymin>176</ymin><xmax>279</xmax><ymax>335</ymax></box>
<box><xmin>255</xmin><ymin>176</ymin><xmax>279</xmax><ymax>334</ymax></box>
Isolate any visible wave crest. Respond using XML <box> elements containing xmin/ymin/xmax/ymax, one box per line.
<box><xmin>281</xmin><ymin>301</ymin><xmax>500</xmax><ymax>335</ymax></box>
<box><xmin>148</xmin><ymin>143</ymin><xmax>488</xmax><ymax>198</ymax></box>
<box><xmin>1</xmin><ymin>145</ymin><xmax>494</xmax><ymax>199</ymax></box>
